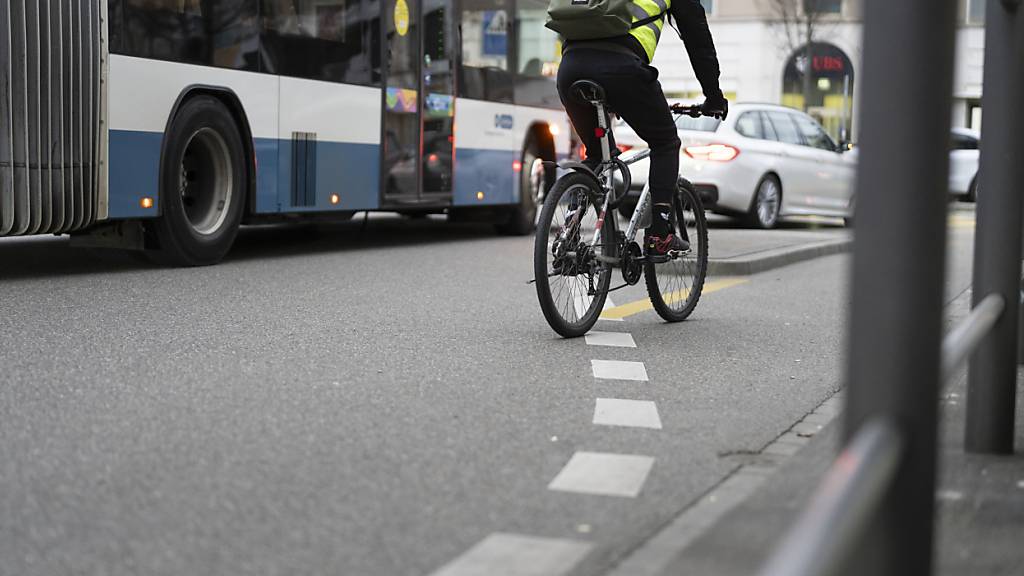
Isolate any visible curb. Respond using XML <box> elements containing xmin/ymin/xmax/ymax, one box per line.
<box><xmin>708</xmin><ymin>238</ymin><xmax>853</xmax><ymax>276</ymax></box>
<box><xmin>605</xmin><ymin>392</ymin><xmax>845</xmax><ymax>576</ymax></box>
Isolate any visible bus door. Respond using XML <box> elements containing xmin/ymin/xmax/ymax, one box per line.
<box><xmin>382</xmin><ymin>0</ymin><xmax>456</xmax><ymax>206</ymax></box>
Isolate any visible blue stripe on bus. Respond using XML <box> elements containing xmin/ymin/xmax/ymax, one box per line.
<box><xmin>267</xmin><ymin>139</ymin><xmax>380</xmax><ymax>213</ymax></box>
<box><xmin>108</xmin><ymin>130</ymin><xmax>164</xmax><ymax>218</ymax></box>
<box><xmin>453</xmin><ymin>148</ymin><xmax>517</xmax><ymax>206</ymax></box>
<box><xmin>108</xmin><ymin>130</ymin><xmax>517</xmax><ymax>218</ymax></box>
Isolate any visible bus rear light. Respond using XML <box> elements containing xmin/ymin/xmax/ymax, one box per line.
<box><xmin>684</xmin><ymin>144</ymin><xmax>740</xmax><ymax>162</ymax></box>
<box><xmin>513</xmin><ymin>160</ymin><xmax>523</xmax><ymax>172</ymax></box>
<box><xmin>330</xmin><ymin>194</ymin><xmax>340</xmax><ymax>205</ymax></box>
<box><xmin>140</xmin><ymin>197</ymin><xmax>154</xmax><ymax>209</ymax></box>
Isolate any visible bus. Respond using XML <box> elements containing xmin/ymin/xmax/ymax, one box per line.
<box><xmin>0</xmin><ymin>0</ymin><xmax>571</xmax><ymax>265</ymax></box>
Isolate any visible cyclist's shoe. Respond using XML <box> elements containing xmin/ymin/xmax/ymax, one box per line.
<box><xmin>645</xmin><ymin>233</ymin><xmax>690</xmax><ymax>257</ymax></box>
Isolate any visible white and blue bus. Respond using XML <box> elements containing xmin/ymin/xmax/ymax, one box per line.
<box><xmin>0</xmin><ymin>0</ymin><xmax>570</xmax><ymax>264</ymax></box>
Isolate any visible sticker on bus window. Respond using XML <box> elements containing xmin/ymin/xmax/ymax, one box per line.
<box><xmin>395</xmin><ymin>0</ymin><xmax>410</xmax><ymax>36</ymax></box>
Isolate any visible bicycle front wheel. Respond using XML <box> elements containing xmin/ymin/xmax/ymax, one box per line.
<box><xmin>644</xmin><ymin>180</ymin><xmax>709</xmax><ymax>322</ymax></box>
<box><xmin>534</xmin><ymin>172</ymin><xmax>612</xmax><ymax>338</ymax></box>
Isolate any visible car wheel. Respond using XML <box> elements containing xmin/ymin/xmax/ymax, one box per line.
<box><xmin>967</xmin><ymin>176</ymin><xmax>978</xmax><ymax>203</ymax></box>
<box><xmin>748</xmin><ymin>175</ymin><xmax>781</xmax><ymax>229</ymax></box>
<box><xmin>149</xmin><ymin>95</ymin><xmax>246</xmax><ymax>266</ymax></box>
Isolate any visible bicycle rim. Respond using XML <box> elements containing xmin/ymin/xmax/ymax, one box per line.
<box><xmin>534</xmin><ymin>173</ymin><xmax>612</xmax><ymax>338</ymax></box>
<box><xmin>644</xmin><ymin>183</ymin><xmax>709</xmax><ymax>322</ymax></box>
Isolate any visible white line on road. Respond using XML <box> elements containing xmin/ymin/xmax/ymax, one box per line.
<box><xmin>548</xmin><ymin>451</ymin><xmax>655</xmax><ymax>498</ymax></box>
<box><xmin>585</xmin><ymin>331</ymin><xmax>637</xmax><ymax>348</ymax></box>
<box><xmin>591</xmin><ymin>359</ymin><xmax>648</xmax><ymax>381</ymax></box>
<box><xmin>428</xmin><ymin>532</ymin><xmax>593</xmax><ymax>576</ymax></box>
<box><xmin>593</xmin><ymin>398</ymin><xmax>662</xmax><ymax>429</ymax></box>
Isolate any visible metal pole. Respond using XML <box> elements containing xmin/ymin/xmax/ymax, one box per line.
<box><xmin>966</xmin><ymin>0</ymin><xmax>1024</xmax><ymax>455</ymax></box>
<box><xmin>843</xmin><ymin>0</ymin><xmax>958</xmax><ymax>573</ymax></box>
<box><xmin>1017</xmin><ymin>276</ymin><xmax>1024</xmax><ymax>365</ymax></box>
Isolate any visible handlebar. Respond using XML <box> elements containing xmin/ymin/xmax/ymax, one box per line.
<box><xmin>670</xmin><ymin>104</ymin><xmax>704</xmax><ymax>118</ymax></box>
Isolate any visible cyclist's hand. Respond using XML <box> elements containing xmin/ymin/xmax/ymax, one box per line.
<box><xmin>700</xmin><ymin>96</ymin><xmax>729</xmax><ymax>121</ymax></box>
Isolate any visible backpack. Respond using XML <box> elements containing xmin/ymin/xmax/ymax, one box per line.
<box><xmin>545</xmin><ymin>0</ymin><xmax>666</xmax><ymax>41</ymax></box>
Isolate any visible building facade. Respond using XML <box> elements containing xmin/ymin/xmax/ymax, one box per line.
<box><xmin>651</xmin><ymin>0</ymin><xmax>987</xmax><ymax>141</ymax></box>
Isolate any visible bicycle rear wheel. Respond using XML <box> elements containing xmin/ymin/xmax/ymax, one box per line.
<box><xmin>534</xmin><ymin>172</ymin><xmax>613</xmax><ymax>338</ymax></box>
<box><xmin>644</xmin><ymin>180</ymin><xmax>709</xmax><ymax>322</ymax></box>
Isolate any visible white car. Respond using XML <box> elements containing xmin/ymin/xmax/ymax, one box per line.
<box><xmin>949</xmin><ymin>127</ymin><xmax>980</xmax><ymax>202</ymax></box>
<box><xmin>614</xmin><ymin>103</ymin><xmax>856</xmax><ymax>228</ymax></box>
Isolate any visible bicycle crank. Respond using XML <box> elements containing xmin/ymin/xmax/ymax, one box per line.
<box><xmin>621</xmin><ymin>242</ymin><xmax>643</xmax><ymax>285</ymax></box>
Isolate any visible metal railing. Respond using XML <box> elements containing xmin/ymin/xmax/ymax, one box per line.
<box><xmin>757</xmin><ymin>294</ymin><xmax>1005</xmax><ymax>576</ymax></box>
<box><xmin>754</xmin><ymin>0</ymin><xmax>1022</xmax><ymax>573</ymax></box>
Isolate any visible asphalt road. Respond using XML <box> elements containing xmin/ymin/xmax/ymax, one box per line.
<box><xmin>0</xmin><ymin>210</ymin><xmax>976</xmax><ymax>576</ymax></box>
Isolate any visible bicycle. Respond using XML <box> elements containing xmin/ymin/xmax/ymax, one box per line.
<box><xmin>534</xmin><ymin>80</ymin><xmax>710</xmax><ymax>338</ymax></box>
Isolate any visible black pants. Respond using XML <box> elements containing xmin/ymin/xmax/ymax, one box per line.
<box><xmin>557</xmin><ymin>48</ymin><xmax>681</xmax><ymax>206</ymax></box>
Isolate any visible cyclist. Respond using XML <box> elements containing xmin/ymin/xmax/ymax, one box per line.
<box><xmin>556</xmin><ymin>0</ymin><xmax>728</xmax><ymax>256</ymax></box>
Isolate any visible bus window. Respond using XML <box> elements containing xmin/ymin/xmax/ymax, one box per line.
<box><xmin>261</xmin><ymin>0</ymin><xmax>380</xmax><ymax>85</ymax></box>
<box><xmin>459</xmin><ymin>0</ymin><xmax>513</xmax><ymax>102</ymax></box>
<box><xmin>122</xmin><ymin>0</ymin><xmax>260</xmax><ymax>71</ymax></box>
<box><xmin>515</xmin><ymin>0</ymin><xmax>561</xmax><ymax>109</ymax></box>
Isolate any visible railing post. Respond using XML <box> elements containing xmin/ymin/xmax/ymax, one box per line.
<box><xmin>1017</xmin><ymin>275</ymin><xmax>1024</xmax><ymax>365</ymax></box>
<box><xmin>966</xmin><ymin>0</ymin><xmax>1024</xmax><ymax>455</ymax></box>
<box><xmin>842</xmin><ymin>0</ymin><xmax>959</xmax><ymax>574</ymax></box>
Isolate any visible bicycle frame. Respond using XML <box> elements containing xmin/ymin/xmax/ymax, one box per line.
<box><xmin>585</xmin><ymin>101</ymin><xmax>687</xmax><ymax>252</ymax></box>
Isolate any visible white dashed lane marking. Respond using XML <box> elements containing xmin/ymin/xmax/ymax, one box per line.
<box><xmin>548</xmin><ymin>451</ymin><xmax>655</xmax><ymax>498</ymax></box>
<box><xmin>591</xmin><ymin>359</ymin><xmax>648</xmax><ymax>381</ymax></box>
<box><xmin>428</xmin><ymin>533</ymin><xmax>593</xmax><ymax>576</ymax></box>
<box><xmin>585</xmin><ymin>331</ymin><xmax>637</xmax><ymax>348</ymax></box>
<box><xmin>593</xmin><ymin>398</ymin><xmax>662</xmax><ymax>429</ymax></box>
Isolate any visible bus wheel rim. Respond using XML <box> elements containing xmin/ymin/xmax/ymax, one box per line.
<box><xmin>180</xmin><ymin>127</ymin><xmax>233</xmax><ymax>236</ymax></box>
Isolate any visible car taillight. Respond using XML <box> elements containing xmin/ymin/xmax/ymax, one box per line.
<box><xmin>684</xmin><ymin>144</ymin><xmax>740</xmax><ymax>162</ymax></box>
<box><xmin>616</xmin><ymin>144</ymin><xmax>633</xmax><ymax>153</ymax></box>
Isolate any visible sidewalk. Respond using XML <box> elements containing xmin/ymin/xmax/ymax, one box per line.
<box><xmin>607</xmin><ymin>282</ymin><xmax>1023</xmax><ymax>576</ymax></box>
<box><xmin>706</xmin><ymin>218</ymin><xmax>851</xmax><ymax>275</ymax></box>
<box><xmin>646</xmin><ymin>373</ymin><xmax>1023</xmax><ymax>576</ymax></box>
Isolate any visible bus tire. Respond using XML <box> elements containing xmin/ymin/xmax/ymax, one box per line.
<box><xmin>497</xmin><ymin>141</ymin><xmax>547</xmax><ymax>235</ymax></box>
<box><xmin>149</xmin><ymin>96</ymin><xmax>246</xmax><ymax>266</ymax></box>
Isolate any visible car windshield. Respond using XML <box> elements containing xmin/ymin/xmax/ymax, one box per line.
<box><xmin>677</xmin><ymin>116</ymin><xmax>721</xmax><ymax>132</ymax></box>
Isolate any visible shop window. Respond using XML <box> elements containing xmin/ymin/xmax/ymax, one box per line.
<box><xmin>460</xmin><ymin>0</ymin><xmax>513</xmax><ymax>102</ymax></box>
<box><xmin>968</xmin><ymin>0</ymin><xmax>985</xmax><ymax>23</ymax></box>
<box><xmin>261</xmin><ymin>0</ymin><xmax>380</xmax><ymax>85</ymax></box>
<box><xmin>122</xmin><ymin>0</ymin><xmax>260</xmax><ymax>70</ymax></box>
<box><xmin>515</xmin><ymin>0</ymin><xmax>561</xmax><ymax>108</ymax></box>
<box><xmin>805</xmin><ymin>0</ymin><xmax>841</xmax><ymax>15</ymax></box>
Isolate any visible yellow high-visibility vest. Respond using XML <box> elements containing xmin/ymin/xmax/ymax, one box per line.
<box><xmin>627</xmin><ymin>0</ymin><xmax>669</xmax><ymax>62</ymax></box>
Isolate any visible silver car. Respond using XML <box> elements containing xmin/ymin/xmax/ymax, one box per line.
<box><xmin>616</xmin><ymin>103</ymin><xmax>856</xmax><ymax>228</ymax></box>
<box><xmin>949</xmin><ymin>127</ymin><xmax>980</xmax><ymax>202</ymax></box>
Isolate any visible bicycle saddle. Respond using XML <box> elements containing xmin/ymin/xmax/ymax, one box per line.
<box><xmin>570</xmin><ymin>80</ymin><xmax>606</xmax><ymax>105</ymax></box>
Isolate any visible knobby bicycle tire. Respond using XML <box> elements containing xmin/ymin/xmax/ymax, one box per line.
<box><xmin>534</xmin><ymin>172</ymin><xmax>613</xmax><ymax>338</ymax></box>
<box><xmin>644</xmin><ymin>180</ymin><xmax>709</xmax><ymax>322</ymax></box>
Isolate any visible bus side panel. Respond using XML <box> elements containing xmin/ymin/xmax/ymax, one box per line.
<box><xmin>452</xmin><ymin>99</ymin><xmax>518</xmax><ymax>207</ymax></box>
<box><xmin>107</xmin><ymin>55</ymin><xmax>279</xmax><ymax>218</ymax></box>
<box><xmin>515</xmin><ymin>106</ymin><xmax>571</xmax><ymax>160</ymax></box>
<box><xmin>276</xmin><ymin>78</ymin><xmax>381</xmax><ymax>213</ymax></box>
<box><xmin>108</xmin><ymin>130</ymin><xmax>162</xmax><ymax>217</ymax></box>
